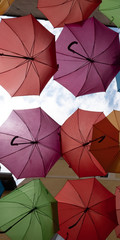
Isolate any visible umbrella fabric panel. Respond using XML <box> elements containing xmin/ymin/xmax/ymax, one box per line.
<box><xmin>38</xmin><ymin>0</ymin><xmax>101</xmax><ymax>28</ymax></box>
<box><xmin>0</xmin><ymin>108</ymin><xmax>61</xmax><ymax>178</ymax></box>
<box><xmin>0</xmin><ymin>15</ymin><xmax>58</xmax><ymax>96</ymax></box>
<box><xmin>0</xmin><ymin>179</ymin><xmax>59</xmax><ymax>240</ymax></box>
<box><xmin>54</xmin><ymin>17</ymin><xmax>120</xmax><ymax>96</ymax></box>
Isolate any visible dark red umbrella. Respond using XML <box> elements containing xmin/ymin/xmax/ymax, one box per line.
<box><xmin>54</xmin><ymin>17</ymin><xmax>120</xmax><ymax>97</ymax></box>
<box><xmin>55</xmin><ymin>178</ymin><xmax>118</xmax><ymax>240</ymax></box>
<box><xmin>37</xmin><ymin>0</ymin><xmax>101</xmax><ymax>28</ymax></box>
<box><xmin>61</xmin><ymin>108</ymin><xmax>106</xmax><ymax>177</ymax></box>
<box><xmin>0</xmin><ymin>14</ymin><xmax>58</xmax><ymax>96</ymax></box>
<box><xmin>0</xmin><ymin>107</ymin><xmax>61</xmax><ymax>179</ymax></box>
<box><xmin>90</xmin><ymin>116</ymin><xmax>120</xmax><ymax>173</ymax></box>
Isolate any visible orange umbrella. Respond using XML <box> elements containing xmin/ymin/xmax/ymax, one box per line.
<box><xmin>90</xmin><ymin>115</ymin><xmax>120</xmax><ymax>173</ymax></box>
<box><xmin>0</xmin><ymin>0</ymin><xmax>14</xmax><ymax>15</ymax></box>
<box><xmin>37</xmin><ymin>0</ymin><xmax>101</xmax><ymax>28</ymax></box>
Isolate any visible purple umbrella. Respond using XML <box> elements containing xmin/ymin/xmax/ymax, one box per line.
<box><xmin>54</xmin><ymin>17</ymin><xmax>120</xmax><ymax>97</ymax></box>
<box><xmin>0</xmin><ymin>108</ymin><xmax>61</xmax><ymax>179</ymax></box>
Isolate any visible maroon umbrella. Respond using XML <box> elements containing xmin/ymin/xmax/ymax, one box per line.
<box><xmin>0</xmin><ymin>108</ymin><xmax>61</xmax><ymax>179</ymax></box>
<box><xmin>54</xmin><ymin>17</ymin><xmax>120</xmax><ymax>97</ymax></box>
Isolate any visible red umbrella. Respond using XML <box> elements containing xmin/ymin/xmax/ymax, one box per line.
<box><xmin>115</xmin><ymin>186</ymin><xmax>120</xmax><ymax>238</ymax></box>
<box><xmin>0</xmin><ymin>14</ymin><xmax>58</xmax><ymax>96</ymax></box>
<box><xmin>0</xmin><ymin>107</ymin><xmax>61</xmax><ymax>179</ymax></box>
<box><xmin>54</xmin><ymin>17</ymin><xmax>120</xmax><ymax>97</ymax></box>
<box><xmin>37</xmin><ymin>0</ymin><xmax>101</xmax><ymax>28</ymax></box>
<box><xmin>61</xmin><ymin>108</ymin><xmax>106</xmax><ymax>177</ymax></box>
<box><xmin>55</xmin><ymin>178</ymin><xmax>118</xmax><ymax>240</ymax></box>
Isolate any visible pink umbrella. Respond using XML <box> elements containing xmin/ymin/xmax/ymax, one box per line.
<box><xmin>0</xmin><ymin>108</ymin><xmax>61</xmax><ymax>179</ymax></box>
<box><xmin>54</xmin><ymin>17</ymin><xmax>120</xmax><ymax>97</ymax></box>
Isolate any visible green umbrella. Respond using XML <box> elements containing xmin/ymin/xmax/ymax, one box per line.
<box><xmin>99</xmin><ymin>0</ymin><xmax>120</xmax><ymax>27</ymax></box>
<box><xmin>0</xmin><ymin>179</ymin><xmax>59</xmax><ymax>240</ymax></box>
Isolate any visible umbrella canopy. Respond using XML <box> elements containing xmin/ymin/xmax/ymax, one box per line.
<box><xmin>90</xmin><ymin>115</ymin><xmax>120</xmax><ymax>173</ymax></box>
<box><xmin>0</xmin><ymin>0</ymin><xmax>14</xmax><ymax>15</ymax></box>
<box><xmin>0</xmin><ymin>14</ymin><xmax>58</xmax><ymax>96</ymax></box>
<box><xmin>99</xmin><ymin>0</ymin><xmax>120</xmax><ymax>28</ymax></box>
<box><xmin>116</xmin><ymin>72</ymin><xmax>120</xmax><ymax>92</ymax></box>
<box><xmin>0</xmin><ymin>179</ymin><xmax>59</xmax><ymax>240</ymax></box>
<box><xmin>107</xmin><ymin>110</ymin><xmax>120</xmax><ymax>130</ymax></box>
<box><xmin>115</xmin><ymin>186</ymin><xmax>120</xmax><ymax>238</ymax></box>
<box><xmin>37</xmin><ymin>0</ymin><xmax>101</xmax><ymax>28</ymax></box>
<box><xmin>0</xmin><ymin>107</ymin><xmax>61</xmax><ymax>179</ymax></box>
<box><xmin>54</xmin><ymin>17</ymin><xmax>120</xmax><ymax>97</ymax></box>
<box><xmin>55</xmin><ymin>178</ymin><xmax>118</xmax><ymax>240</ymax></box>
<box><xmin>0</xmin><ymin>180</ymin><xmax>4</xmax><ymax>197</ymax></box>
<box><xmin>61</xmin><ymin>108</ymin><xmax>106</xmax><ymax>177</ymax></box>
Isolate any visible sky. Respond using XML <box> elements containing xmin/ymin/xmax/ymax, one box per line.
<box><xmin>0</xmin><ymin>17</ymin><xmax>120</xmax><ymax>183</ymax></box>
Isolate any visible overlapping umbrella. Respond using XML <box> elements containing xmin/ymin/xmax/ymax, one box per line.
<box><xmin>99</xmin><ymin>0</ymin><xmax>120</xmax><ymax>28</ymax></box>
<box><xmin>0</xmin><ymin>179</ymin><xmax>59</xmax><ymax>240</ymax></box>
<box><xmin>55</xmin><ymin>178</ymin><xmax>118</xmax><ymax>240</ymax></box>
<box><xmin>54</xmin><ymin>17</ymin><xmax>120</xmax><ymax>97</ymax></box>
<box><xmin>37</xmin><ymin>0</ymin><xmax>101</xmax><ymax>28</ymax></box>
<box><xmin>0</xmin><ymin>0</ymin><xmax>14</xmax><ymax>15</ymax></box>
<box><xmin>0</xmin><ymin>107</ymin><xmax>61</xmax><ymax>179</ymax></box>
<box><xmin>0</xmin><ymin>14</ymin><xmax>58</xmax><ymax>96</ymax></box>
<box><xmin>61</xmin><ymin>108</ymin><xmax>106</xmax><ymax>177</ymax></box>
<box><xmin>90</xmin><ymin>115</ymin><xmax>120</xmax><ymax>173</ymax></box>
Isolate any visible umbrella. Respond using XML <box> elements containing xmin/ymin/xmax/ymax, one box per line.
<box><xmin>61</xmin><ymin>108</ymin><xmax>106</xmax><ymax>177</ymax></box>
<box><xmin>115</xmin><ymin>186</ymin><xmax>120</xmax><ymax>238</ymax></box>
<box><xmin>116</xmin><ymin>72</ymin><xmax>120</xmax><ymax>92</ymax></box>
<box><xmin>55</xmin><ymin>178</ymin><xmax>118</xmax><ymax>240</ymax></box>
<box><xmin>90</xmin><ymin>115</ymin><xmax>120</xmax><ymax>173</ymax></box>
<box><xmin>0</xmin><ymin>14</ymin><xmax>58</xmax><ymax>97</ymax></box>
<box><xmin>0</xmin><ymin>179</ymin><xmax>59</xmax><ymax>240</ymax></box>
<box><xmin>0</xmin><ymin>0</ymin><xmax>14</xmax><ymax>15</ymax></box>
<box><xmin>54</xmin><ymin>17</ymin><xmax>120</xmax><ymax>97</ymax></box>
<box><xmin>0</xmin><ymin>107</ymin><xmax>61</xmax><ymax>179</ymax></box>
<box><xmin>99</xmin><ymin>0</ymin><xmax>120</xmax><ymax>28</ymax></box>
<box><xmin>37</xmin><ymin>0</ymin><xmax>101</xmax><ymax>28</ymax></box>
<box><xmin>0</xmin><ymin>180</ymin><xmax>4</xmax><ymax>197</ymax></box>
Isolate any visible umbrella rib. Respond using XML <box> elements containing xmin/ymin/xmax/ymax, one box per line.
<box><xmin>14</xmin><ymin>110</ymin><xmax>34</xmax><ymax>140</ymax></box>
<box><xmin>69</xmin><ymin>181</ymin><xmax>87</xmax><ymax>207</ymax></box>
<box><xmin>17</xmin><ymin>145</ymin><xmax>39</xmax><ymax>179</ymax></box>
<box><xmin>93</xmin><ymin>35</ymin><xmax>119</xmax><ymax>60</ymax></box>
<box><xmin>3</xmin><ymin>20</ymin><xmax>30</xmax><ymax>57</ymax></box>
<box><xmin>92</xmin><ymin>63</ymin><xmax>106</xmax><ymax>91</ymax></box>
<box><xmin>114</xmin><ymin>111</ymin><xmax>120</xmax><ymax>129</ymax></box>
<box><xmin>92</xmin><ymin>125</ymin><xmax>119</xmax><ymax>143</ymax></box>
<box><xmin>0</xmin><ymin>144</ymin><xmax>32</xmax><ymax>161</ymax></box>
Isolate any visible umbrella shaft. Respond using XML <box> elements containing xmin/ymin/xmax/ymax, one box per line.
<box><xmin>68</xmin><ymin>41</ymin><xmax>94</xmax><ymax>62</ymax></box>
<box><xmin>82</xmin><ymin>135</ymin><xmax>105</xmax><ymax>146</ymax></box>
<box><xmin>0</xmin><ymin>53</ymin><xmax>34</xmax><ymax>60</ymax></box>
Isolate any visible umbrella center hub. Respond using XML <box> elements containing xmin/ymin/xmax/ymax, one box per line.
<box><xmin>86</xmin><ymin>57</ymin><xmax>94</xmax><ymax>63</ymax></box>
<box><xmin>30</xmin><ymin>140</ymin><xmax>39</xmax><ymax>144</ymax></box>
<box><xmin>84</xmin><ymin>207</ymin><xmax>89</xmax><ymax>213</ymax></box>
